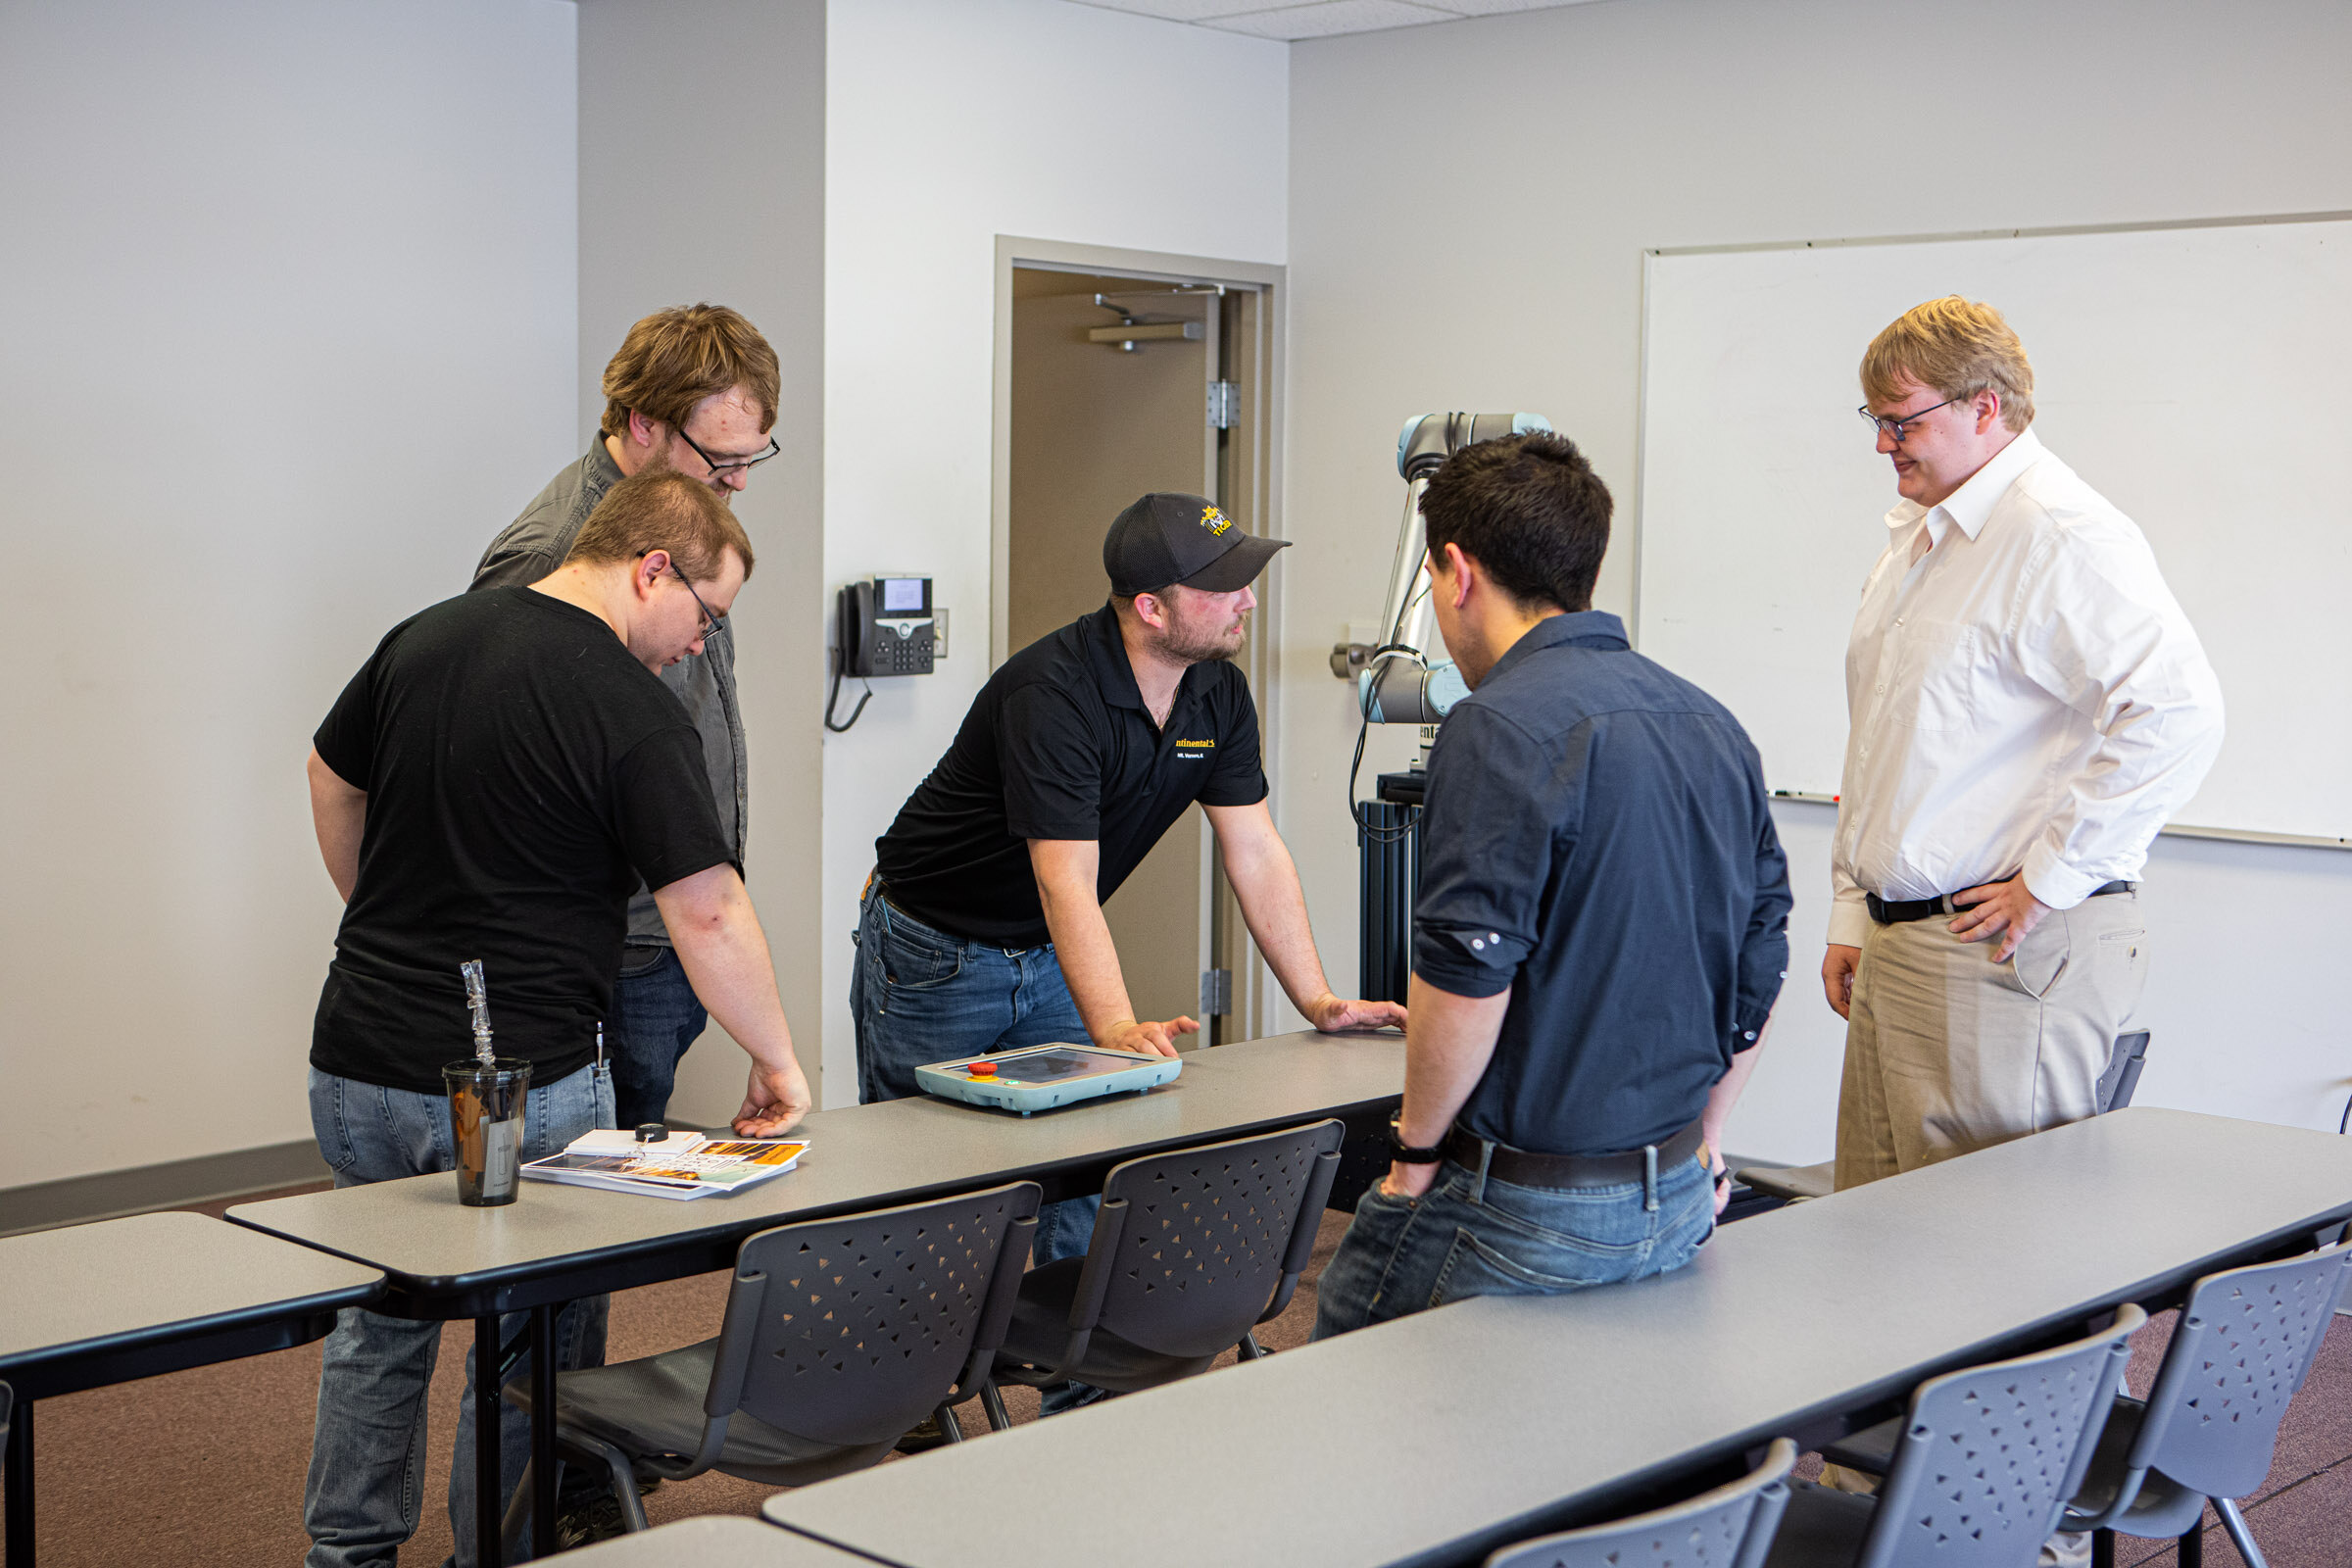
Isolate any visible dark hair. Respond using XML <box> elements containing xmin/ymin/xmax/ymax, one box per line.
<box><xmin>1418</xmin><ymin>432</ymin><xmax>1610</xmax><ymax>612</ymax></box>
<box><xmin>565</xmin><ymin>470</ymin><xmax>756</xmax><ymax>584</ymax></box>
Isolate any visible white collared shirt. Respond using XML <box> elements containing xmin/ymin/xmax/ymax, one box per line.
<box><xmin>1827</xmin><ymin>427</ymin><xmax>2225</xmax><ymax>948</ymax></box>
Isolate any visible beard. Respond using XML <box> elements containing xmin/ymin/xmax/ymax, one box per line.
<box><xmin>1154</xmin><ymin>616</ymin><xmax>1246</xmax><ymax>665</ymax></box>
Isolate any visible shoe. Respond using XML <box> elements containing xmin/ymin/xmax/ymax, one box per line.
<box><xmin>553</xmin><ymin>1493</ymin><xmax>629</xmax><ymax>1550</ymax></box>
<box><xmin>1039</xmin><ymin>1380</ymin><xmax>1115</xmax><ymax>1417</ymax></box>
<box><xmin>895</xmin><ymin>1413</ymin><xmax>953</xmax><ymax>1453</ymax></box>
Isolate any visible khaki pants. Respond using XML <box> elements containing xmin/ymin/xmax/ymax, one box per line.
<box><xmin>1835</xmin><ymin>891</ymin><xmax>2148</xmax><ymax>1190</ymax></box>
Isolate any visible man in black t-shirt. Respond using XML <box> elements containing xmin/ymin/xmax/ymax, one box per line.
<box><xmin>859</xmin><ymin>493</ymin><xmax>1404</xmax><ymax>1418</ymax></box>
<box><xmin>301</xmin><ymin>471</ymin><xmax>810</xmax><ymax>1568</ymax></box>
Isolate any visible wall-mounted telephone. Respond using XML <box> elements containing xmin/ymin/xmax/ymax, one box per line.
<box><xmin>840</xmin><ymin>576</ymin><xmax>935</xmax><ymax>676</ymax></box>
<box><xmin>827</xmin><ymin>576</ymin><xmax>935</xmax><ymax>732</ymax></box>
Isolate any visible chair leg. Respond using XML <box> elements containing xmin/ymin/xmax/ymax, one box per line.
<box><xmin>499</xmin><ymin>1458</ymin><xmax>534</xmax><ymax>1558</ymax></box>
<box><xmin>2089</xmin><ymin>1528</ymin><xmax>2114</xmax><ymax>1568</ymax></box>
<box><xmin>1237</xmin><ymin>1332</ymin><xmax>1267</xmax><ymax>1360</ymax></box>
<box><xmin>607</xmin><ymin>1448</ymin><xmax>651</xmax><ymax>1534</ymax></box>
<box><xmin>981</xmin><ymin>1381</ymin><xmax>1012</xmax><ymax>1433</ymax></box>
<box><xmin>2212</xmin><ymin>1496</ymin><xmax>2266</xmax><ymax>1568</ymax></box>
<box><xmin>933</xmin><ymin>1401</ymin><xmax>964</xmax><ymax>1444</ymax></box>
<box><xmin>2179</xmin><ymin>1506</ymin><xmax>2204</xmax><ymax>1568</ymax></box>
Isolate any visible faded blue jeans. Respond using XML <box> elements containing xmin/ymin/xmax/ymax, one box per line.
<box><xmin>303</xmin><ymin>1061</ymin><xmax>613</xmax><ymax>1568</ymax></box>
<box><xmin>612</xmin><ymin>944</ymin><xmax>708</xmax><ymax>1129</ymax></box>
<box><xmin>851</xmin><ymin>883</ymin><xmax>1104</xmax><ymax>1411</ymax></box>
<box><xmin>1310</xmin><ymin>1146</ymin><xmax>1715</xmax><ymax>1341</ymax></box>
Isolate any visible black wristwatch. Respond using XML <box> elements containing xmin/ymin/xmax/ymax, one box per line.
<box><xmin>1388</xmin><ymin>1113</ymin><xmax>1446</xmax><ymax>1165</ymax></box>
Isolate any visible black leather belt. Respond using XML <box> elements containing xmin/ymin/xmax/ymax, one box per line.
<box><xmin>1866</xmin><ymin>879</ymin><xmax>2137</xmax><ymax>926</ymax></box>
<box><xmin>1442</xmin><ymin>1115</ymin><xmax>1708</xmax><ymax>1191</ymax></box>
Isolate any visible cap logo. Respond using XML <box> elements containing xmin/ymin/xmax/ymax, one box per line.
<box><xmin>1199</xmin><ymin>505</ymin><xmax>1233</xmax><ymax>537</ymax></box>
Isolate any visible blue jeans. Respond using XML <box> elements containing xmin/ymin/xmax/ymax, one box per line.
<box><xmin>1310</xmin><ymin>1148</ymin><xmax>1715</xmax><ymax>1341</ymax></box>
<box><xmin>851</xmin><ymin>883</ymin><xmax>1103</xmax><ymax>1410</ymax></box>
<box><xmin>612</xmin><ymin>945</ymin><xmax>707</xmax><ymax>1129</ymax></box>
<box><xmin>303</xmin><ymin>1061</ymin><xmax>614</xmax><ymax>1568</ymax></box>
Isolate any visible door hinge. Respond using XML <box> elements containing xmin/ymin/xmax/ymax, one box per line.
<box><xmin>1200</xmin><ymin>967</ymin><xmax>1233</xmax><ymax>1016</ymax></box>
<box><xmin>1207</xmin><ymin>380</ymin><xmax>1239</xmax><ymax>430</ymax></box>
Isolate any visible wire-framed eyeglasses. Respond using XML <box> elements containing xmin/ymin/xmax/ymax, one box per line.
<box><xmin>673</xmin><ymin>424</ymin><xmax>780</xmax><ymax>478</ymax></box>
<box><xmin>1856</xmin><ymin>396</ymin><xmax>1962</xmax><ymax>443</ymax></box>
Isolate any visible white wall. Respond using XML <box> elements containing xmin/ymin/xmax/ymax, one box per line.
<box><xmin>0</xmin><ymin>0</ymin><xmax>577</xmax><ymax>1193</ymax></box>
<box><xmin>1286</xmin><ymin>0</ymin><xmax>2352</xmax><ymax>1160</ymax></box>
<box><xmin>818</xmin><ymin>0</ymin><xmax>1290</xmax><ymax>1103</ymax></box>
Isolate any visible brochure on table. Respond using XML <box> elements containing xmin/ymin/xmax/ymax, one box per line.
<box><xmin>520</xmin><ymin>1128</ymin><xmax>810</xmax><ymax>1200</ymax></box>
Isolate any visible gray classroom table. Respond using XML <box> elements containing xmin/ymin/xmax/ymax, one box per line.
<box><xmin>766</xmin><ymin>1107</ymin><xmax>2352</xmax><ymax>1568</ymax></box>
<box><xmin>0</xmin><ymin>1211</ymin><xmax>382</xmax><ymax>1568</ymax></box>
<box><xmin>224</xmin><ymin>1030</ymin><xmax>1401</xmax><ymax>1566</ymax></box>
<box><xmin>553</xmin><ymin>1515</ymin><xmax>871</xmax><ymax>1565</ymax></box>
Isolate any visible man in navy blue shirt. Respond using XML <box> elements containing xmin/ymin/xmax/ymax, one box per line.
<box><xmin>1313</xmin><ymin>432</ymin><xmax>1790</xmax><ymax>1338</ymax></box>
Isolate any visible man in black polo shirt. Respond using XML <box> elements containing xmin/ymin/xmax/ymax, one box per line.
<box><xmin>859</xmin><ymin>493</ymin><xmax>1403</xmax><ymax>1403</ymax></box>
<box><xmin>1312</xmin><ymin>434</ymin><xmax>1790</xmax><ymax>1340</ymax></box>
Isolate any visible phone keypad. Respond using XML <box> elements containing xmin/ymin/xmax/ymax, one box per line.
<box><xmin>874</xmin><ymin>619</ymin><xmax>935</xmax><ymax>674</ymax></box>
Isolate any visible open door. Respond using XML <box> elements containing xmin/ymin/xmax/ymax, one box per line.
<box><xmin>1005</xmin><ymin>264</ymin><xmax>1270</xmax><ymax>1044</ymax></box>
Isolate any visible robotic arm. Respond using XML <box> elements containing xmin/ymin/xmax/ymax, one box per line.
<box><xmin>1348</xmin><ymin>412</ymin><xmax>1553</xmax><ymax>726</ymax></box>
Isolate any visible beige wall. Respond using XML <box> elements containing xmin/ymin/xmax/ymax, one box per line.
<box><xmin>1284</xmin><ymin>0</ymin><xmax>2352</xmax><ymax>1159</ymax></box>
<box><xmin>577</xmin><ymin>0</ymin><xmax>828</xmax><ymax>1126</ymax></box>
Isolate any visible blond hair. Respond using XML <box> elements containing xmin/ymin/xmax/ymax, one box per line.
<box><xmin>565</xmin><ymin>470</ymin><xmax>756</xmax><ymax>585</ymax></box>
<box><xmin>600</xmin><ymin>303</ymin><xmax>780</xmax><ymax>439</ymax></box>
<box><xmin>1861</xmin><ymin>296</ymin><xmax>2035</xmax><ymax>433</ymax></box>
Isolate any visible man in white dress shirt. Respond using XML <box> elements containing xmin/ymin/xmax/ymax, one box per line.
<box><xmin>1824</xmin><ymin>296</ymin><xmax>2224</xmax><ymax>1189</ymax></box>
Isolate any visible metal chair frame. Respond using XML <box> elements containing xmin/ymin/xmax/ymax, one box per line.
<box><xmin>1484</xmin><ymin>1438</ymin><xmax>1796</xmax><ymax>1568</ymax></box>
<box><xmin>501</xmin><ymin>1180</ymin><xmax>1039</xmax><ymax>1542</ymax></box>
<box><xmin>981</xmin><ymin>1118</ymin><xmax>1345</xmax><ymax>1428</ymax></box>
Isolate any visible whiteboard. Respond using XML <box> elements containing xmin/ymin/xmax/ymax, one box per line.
<box><xmin>1635</xmin><ymin>215</ymin><xmax>2352</xmax><ymax>844</ymax></box>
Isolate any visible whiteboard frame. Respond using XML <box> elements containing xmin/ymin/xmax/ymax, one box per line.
<box><xmin>1634</xmin><ymin>210</ymin><xmax>2352</xmax><ymax>854</ymax></box>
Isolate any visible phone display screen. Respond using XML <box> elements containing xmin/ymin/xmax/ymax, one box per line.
<box><xmin>880</xmin><ymin>577</ymin><xmax>927</xmax><ymax>613</ymax></box>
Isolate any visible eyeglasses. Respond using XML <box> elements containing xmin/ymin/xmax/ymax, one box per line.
<box><xmin>1857</xmin><ymin>396</ymin><xmax>1961</xmax><ymax>443</ymax></box>
<box><xmin>673</xmin><ymin>424</ymin><xmax>781</xmax><ymax>479</ymax></box>
<box><xmin>669</xmin><ymin>564</ymin><xmax>728</xmax><ymax>642</ymax></box>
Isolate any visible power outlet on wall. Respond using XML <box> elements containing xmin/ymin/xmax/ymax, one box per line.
<box><xmin>932</xmin><ymin>607</ymin><xmax>949</xmax><ymax>657</ymax></box>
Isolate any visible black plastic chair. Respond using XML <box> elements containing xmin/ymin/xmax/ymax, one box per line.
<box><xmin>979</xmin><ymin>1118</ymin><xmax>1345</xmax><ymax>1428</ymax></box>
<box><xmin>501</xmin><ymin>1180</ymin><xmax>1039</xmax><ymax>1537</ymax></box>
<box><xmin>1484</xmin><ymin>1439</ymin><xmax>1796</xmax><ymax>1568</ymax></box>
<box><xmin>1737</xmin><ymin>1030</ymin><xmax>2151</xmax><ymax>1204</ymax></box>
<box><xmin>2059</xmin><ymin>1245</ymin><xmax>2352</xmax><ymax>1568</ymax></box>
<box><xmin>1763</xmin><ymin>1303</ymin><xmax>2146</xmax><ymax>1568</ymax></box>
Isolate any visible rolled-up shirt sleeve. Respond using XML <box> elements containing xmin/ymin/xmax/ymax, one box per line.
<box><xmin>1411</xmin><ymin>707</ymin><xmax>1559</xmax><ymax>999</ymax></box>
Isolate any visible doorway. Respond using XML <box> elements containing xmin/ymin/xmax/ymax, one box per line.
<box><xmin>995</xmin><ymin>239</ymin><xmax>1284</xmax><ymax>1047</ymax></box>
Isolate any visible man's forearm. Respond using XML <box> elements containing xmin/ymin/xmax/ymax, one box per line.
<box><xmin>1701</xmin><ymin>1006</ymin><xmax>1775</xmax><ymax>1167</ymax></box>
<box><xmin>1034</xmin><ymin>874</ymin><xmax>1138</xmax><ymax>1044</ymax></box>
<box><xmin>655</xmin><ymin>868</ymin><xmax>796</xmax><ymax>1070</ymax></box>
<box><xmin>1396</xmin><ymin>975</ymin><xmax>1510</xmax><ymax>1147</ymax></box>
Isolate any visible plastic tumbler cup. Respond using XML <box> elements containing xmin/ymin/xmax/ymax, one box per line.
<box><xmin>442</xmin><ymin>1058</ymin><xmax>532</xmax><ymax>1206</ymax></box>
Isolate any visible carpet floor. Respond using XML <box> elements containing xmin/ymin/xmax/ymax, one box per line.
<box><xmin>7</xmin><ymin>1190</ymin><xmax>2346</xmax><ymax>1565</ymax></box>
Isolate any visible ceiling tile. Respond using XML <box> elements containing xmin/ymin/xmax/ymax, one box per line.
<box><xmin>1062</xmin><ymin>0</ymin><xmax>1278</xmax><ymax>19</ymax></box>
<box><xmin>1441</xmin><ymin>0</ymin><xmax>1606</xmax><ymax>13</ymax></box>
<box><xmin>1204</xmin><ymin>0</ymin><xmax>1459</xmax><ymax>40</ymax></box>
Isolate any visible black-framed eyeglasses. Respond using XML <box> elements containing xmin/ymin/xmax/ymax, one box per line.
<box><xmin>1857</xmin><ymin>396</ymin><xmax>1961</xmax><ymax>443</ymax></box>
<box><xmin>673</xmin><ymin>425</ymin><xmax>781</xmax><ymax>478</ymax></box>
<box><xmin>669</xmin><ymin>564</ymin><xmax>728</xmax><ymax>642</ymax></box>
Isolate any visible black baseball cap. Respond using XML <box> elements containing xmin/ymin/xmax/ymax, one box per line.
<box><xmin>1103</xmin><ymin>492</ymin><xmax>1290</xmax><ymax>597</ymax></box>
